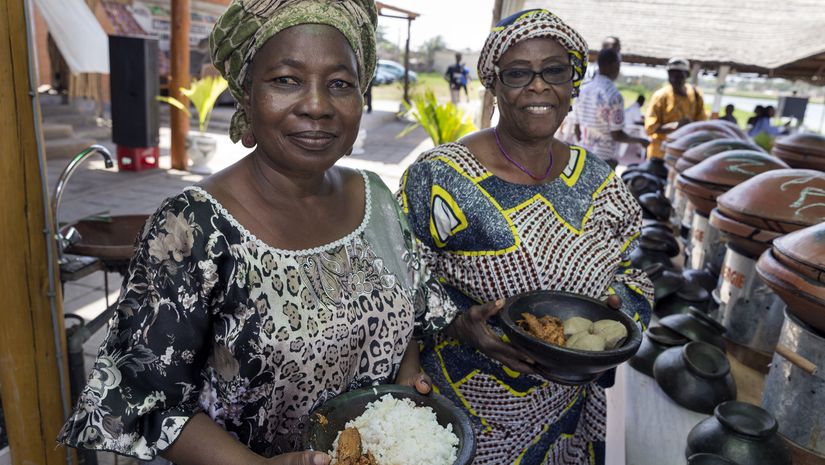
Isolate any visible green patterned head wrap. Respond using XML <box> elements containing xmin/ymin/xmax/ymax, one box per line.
<box><xmin>210</xmin><ymin>0</ymin><xmax>378</xmax><ymax>142</ymax></box>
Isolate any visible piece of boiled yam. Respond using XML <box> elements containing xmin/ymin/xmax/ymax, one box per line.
<box><xmin>563</xmin><ymin>316</ymin><xmax>593</xmax><ymax>337</ymax></box>
<box><xmin>591</xmin><ymin>319</ymin><xmax>628</xmax><ymax>349</ymax></box>
<box><xmin>566</xmin><ymin>332</ymin><xmax>606</xmax><ymax>351</ymax></box>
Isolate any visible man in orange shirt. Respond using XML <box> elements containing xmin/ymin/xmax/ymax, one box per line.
<box><xmin>645</xmin><ymin>57</ymin><xmax>706</xmax><ymax>159</ymax></box>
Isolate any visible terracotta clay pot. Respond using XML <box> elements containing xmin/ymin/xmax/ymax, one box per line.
<box><xmin>709</xmin><ymin>208</ymin><xmax>782</xmax><ymax>259</ymax></box>
<box><xmin>666</xmin><ymin>120</ymin><xmax>747</xmax><ymax>144</ymax></box>
<box><xmin>665</xmin><ymin>131</ymin><xmax>730</xmax><ymax>166</ymax></box>
<box><xmin>756</xmin><ymin>249</ymin><xmax>825</xmax><ymax>333</ymax></box>
<box><xmin>771</xmin><ymin>221</ymin><xmax>825</xmax><ymax>284</ymax></box>
<box><xmin>686</xmin><ymin>401</ymin><xmax>792</xmax><ymax>465</ymax></box>
<box><xmin>676</xmin><ymin>151</ymin><xmax>790</xmax><ymax>217</ymax></box>
<box><xmin>715</xmin><ymin>169</ymin><xmax>825</xmax><ymax>234</ymax></box>
<box><xmin>772</xmin><ymin>133</ymin><xmax>825</xmax><ymax>170</ymax></box>
<box><xmin>676</xmin><ymin>139</ymin><xmax>764</xmax><ymax>173</ymax></box>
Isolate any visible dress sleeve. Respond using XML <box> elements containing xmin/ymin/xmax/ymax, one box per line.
<box><xmin>57</xmin><ymin>193</ymin><xmax>217</xmax><ymax>460</ymax></box>
<box><xmin>603</xmin><ymin>176</ymin><xmax>654</xmax><ymax>329</ymax></box>
<box><xmin>395</xmin><ymin>163</ymin><xmax>458</xmax><ymax>336</ymax></box>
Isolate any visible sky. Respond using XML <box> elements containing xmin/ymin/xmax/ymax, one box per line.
<box><xmin>377</xmin><ymin>0</ymin><xmax>495</xmax><ymax>52</ymax></box>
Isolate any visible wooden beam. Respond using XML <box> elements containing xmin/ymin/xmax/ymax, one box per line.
<box><xmin>170</xmin><ymin>0</ymin><xmax>190</xmax><ymax>170</ymax></box>
<box><xmin>0</xmin><ymin>1</ymin><xmax>70</xmax><ymax>465</ymax></box>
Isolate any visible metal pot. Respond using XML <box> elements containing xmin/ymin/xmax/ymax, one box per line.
<box><xmin>762</xmin><ymin>311</ymin><xmax>825</xmax><ymax>458</ymax></box>
<box><xmin>716</xmin><ymin>246</ymin><xmax>787</xmax><ymax>371</ymax></box>
<box><xmin>688</xmin><ymin>211</ymin><xmax>726</xmax><ymax>273</ymax></box>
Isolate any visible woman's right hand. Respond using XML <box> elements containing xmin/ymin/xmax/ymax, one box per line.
<box><xmin>448</xmin><ymin>300</ymin><xmax>537</xmax><ymax>374</ymax></box>
<box><xmin>265</xmin><ymin>451</ymin><xmax>330</xmax><ymax>465</ymax></box>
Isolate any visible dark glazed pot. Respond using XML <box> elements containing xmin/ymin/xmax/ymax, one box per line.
<box><xmin>644</xmin><ymin>262</ymin><xmax>685</xmax><ymax>301</ymax></box>
<box><xmin>686</xmin><ymin>401</ymin><xmax>792</xmax><ymax>465</ymax></box>
<box><xmin>639</xmin><ymin>192</ymin><xmax>673</xmax><ymax>221</ymax></box>
<box><xmin>628</xmin><ymin>324</ymin><xmax>688</xmax><ymax>377</ymax></box>
<box><xmin>659</xmin><ymin>307</ymin><xmax>726</xmax><ymax>350</ymax></box>
<box><xmin>687</xmin><ymin>453</ymin><xmax>739</xmax><ymax>465</ymax></box>
<box><xmin>653</xmin><ymin>342</ymin><xmax>737</xmax><ymax>414</ymax></box>
<box><xmin>654</xmin><ymin>284</ymin><xmax>711</xmax><ymax>318</ymax></box>
<box><xmin>630</xmin><ymin>245</ymin><xmax>676</xmax><ymax>271</ymax></box>
<box><xmin>683</xmin><ymin>267</ymin><xmax>720</xmax><ymax>294</ymax></box>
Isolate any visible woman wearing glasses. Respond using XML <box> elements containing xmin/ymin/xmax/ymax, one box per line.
<box><xmin>398</xmin><ymin>9</ymin><xmax>653</xmax><ymax>464</ymax></box>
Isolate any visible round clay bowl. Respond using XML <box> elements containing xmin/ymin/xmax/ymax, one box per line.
<box><xmin>715</xmin><ymin>169</ymin><xmax>825</xmax><ymax>234</ymax></box>
<box><xmin>499</xmin><ymin>291</ymin><xmax>643</xmax><ymax>385</ymax></box>
<box><xmin>756</xmin><ymin>249</ymin><xmax>825</xmax><ymax>333</ymax></box>
<box><xmin>302</xmin><ymin>385</ymin><xmax>476</xmax><ymax>465</ymax></box>
<box><xmin>667</xmin><ymin>120</ymin><xmax>747</xmax><ymax>144</ymax></box>
<box><xmin>678</xmin><ymin>138</ymin><xmax>764</xmax><ymax>172</ymax></box>
<box><xmin>771</xmin><ymin>221</ymin><xmax>825</xmax><ymax>282</ymax></box>
<box><xmin>659</xmin><ymin>307</ymin><xmax>726</xmax><ymax>350</ymax></box>
<box><xmin>623</xmin><ymin>171</ymin><xmax>665</xmax><ymax>198</ymax></box>
<box><xmin>653</xmin><ymin>342</ymin><xmax>737</xmax><ymax>414</ymax></box>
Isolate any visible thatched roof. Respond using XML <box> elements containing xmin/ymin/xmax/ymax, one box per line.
<box><xmin>521</xmin><ymin>0</ymin><xmax>825</xmax><ymax>83</ymax></box>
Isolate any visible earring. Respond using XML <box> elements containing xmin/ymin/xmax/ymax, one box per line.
<box><xmin>242</xmin><ymin>131</ymin><xmax>256</xmax><ymax>148</ymax></box>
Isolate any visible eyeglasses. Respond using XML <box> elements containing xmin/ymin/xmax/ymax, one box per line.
<box><xmin>495</xmin><ymin>64</ymin><xmax>574</xmax><ymax>88</ymax></box>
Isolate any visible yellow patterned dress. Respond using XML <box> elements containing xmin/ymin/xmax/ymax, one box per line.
<box><xmin>399</xmin><ymin>143</ymin><xmax>653</xmax><ymax>465</ymax></box>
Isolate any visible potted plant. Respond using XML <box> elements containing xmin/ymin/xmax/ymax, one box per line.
<box><xmin>157</xmin><ymin>75</ymin><xmax>229</xmax><ymax>174</ymax></box>
<box><xmin>398</xmin><ymin>90</ymin><xmax>476</xmax><ymax>145</ymax></box>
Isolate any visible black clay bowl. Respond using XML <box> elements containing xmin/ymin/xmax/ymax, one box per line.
<box><xmin>659</xmin><ymin>307</ymin><xmax>726</xmax><ymax>350</ymax></box>
<box><xmin>302</xmin><ymin>385</ymin><xmax>475</xmax><ymax>465</ymax></box>
<box><xmin>653</xmin><ymin>342</ymin><xmax>737</xmax><ymax>414</ymax></box>
<box><xmin>687</xmin><ymin>453</ymin><xmax>739</xmax><ymax>465</ymax></box>
<box><xmin>500</xmin><ymin>290</ymin><xmax>643</xmax><ymax>385</ymax></box>
<box><xmin>628</xmin><ymin>325</ymin><xmax>689</xmax><ymax>377</ymax></box>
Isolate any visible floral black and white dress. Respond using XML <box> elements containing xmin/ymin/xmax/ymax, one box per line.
<box><xmin>58</xmin><ymin>170</ymin><xmax>456</xmax><ymax>460</ymax></box>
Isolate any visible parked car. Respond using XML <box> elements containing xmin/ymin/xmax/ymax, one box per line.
<box><xmin>372</xmin><ymin>67</ymin><xmax>396</xmax><ymax>85</ymax></box>
<box><xmin>377</xmin><ymin>59</ymin><xmax>417</xmax><ymax>83</ymax></box>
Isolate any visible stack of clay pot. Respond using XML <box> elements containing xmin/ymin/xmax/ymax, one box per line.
<box><xmin>675</xmin><ymin>150</ymin><xmax>789</xmax><ymax>281</ymax></box>
<box><xmin>661</xmin><ymin>121</ymin><xmax>747</xmax><ymax>239</ymax></box>
<box><xmin>770</xmin><ymin>132</ymin><xmax>825</xmax><ymax>171</ymax></box>
<box><xmin>755</xmin><ymin>221</ymin><xmax>825</xmax><ymax>464</ymax></box>
<box><xmin>708</xmin><ymin>169</ymin><xmax>825</xmax><ymax>371</ymax></box>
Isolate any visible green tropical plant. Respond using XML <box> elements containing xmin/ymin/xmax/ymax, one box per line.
<box><xmin>398</xmin><ymin>90</ymin><xmax>476</xmax><ymax>145</ymax></box>
<box><xmin>157</xmin><ymin>75</ymin><xmax>229</xmax><ymax>134</ymax></box>
<box><xmin>752</xmin><ymin>131</ymin><xmax>774</xmax><ymax>152</ymax></box>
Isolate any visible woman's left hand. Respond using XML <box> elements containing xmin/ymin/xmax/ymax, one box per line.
<box><xmin>606</xmin><ymin>294</ymin><xmax>622</xmax><ymax>310</ymax></box>
<box><xmin>395</xmin><ymin>368</ymin><xmax>433</xmax><ymax>395</ymax></box>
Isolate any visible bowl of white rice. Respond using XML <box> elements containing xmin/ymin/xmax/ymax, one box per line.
<box><xmin>302</xmin><ymin>385</ymin><xmax>475</xmax><ymax>465</ymax></box>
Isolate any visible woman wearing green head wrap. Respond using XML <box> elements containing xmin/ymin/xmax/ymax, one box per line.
<box><xmin>57</xmin><ymin>2</ymin><xmax>458</xmax><ymax>464</ymax></box>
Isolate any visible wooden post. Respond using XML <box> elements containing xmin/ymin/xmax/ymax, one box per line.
<box><xmin>710</xmin><ymin>64</ymin><xmax>730</xmax><ymax>119</ymax></box>
<box><xmin>170</xmin><ymin>0</ymin><xmax>190</xmax><ymax>170</ymax></box>
<box><xmin>0</xmin><ymin>1</ymin><xmax>71</xmax><ymax>465</ymax></box>
<box><xmin>403</xmin><ymin>18</ymin><xmax>411</xmax><ymax>104</ymax></box>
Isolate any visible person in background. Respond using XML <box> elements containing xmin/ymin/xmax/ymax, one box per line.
<box><xmin>400</xmin><ymin>9</ymin><xmax>653</xmax><ymax>464</ymax></box>
<box><xmin>445</xmin><ymin>53</ymin><xmax>465</xmax><ymax>104</ymax></box>
<box><xmin>459</xmin><ymin>63</ymin><xmax>471</xmax><ymax>101</ymax></box>
<box><xmin>583</xmin><ymin>35</ymin><xmax>621</xmax><ymax>82</ymax></box>
<box><xmin>746</xmin><ymin>105</ymin><xmax>764</xmax><ymax>128</ymax></box>
<box><xmin>720</xmin><ymin>103</ymin><xmax>737</xmax><ymax>124</ymax></box>
<box><xmin>575</xmin><ymin>48</ymin><xmax>648</xmax><ymax>167</ymax></box>
<box><xmin>625</xmin><ymin>94</ymin><xmax>645</xmax><ymax>126</ymax></box>
<box><xmin>57</xmin><ymin>1</ymin><xmax>458</xmax><ymax>464</ymax></box>
<box><xmin>621</xmin><ymin>94</ymin><xmax>647</xmax><ymax>162</ymax></box>
<box><xmin>748</xmin><ymin>104</ymin><xmax>787</xmax><ymax>137</ymax></box>
<box><xmin>644</xmin><ymin>57</ymin><xmax>706</xmax><ymax>159</ymax></box>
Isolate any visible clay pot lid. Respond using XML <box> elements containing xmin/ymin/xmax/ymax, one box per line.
<box><xmin>675</xmin><ymin>175</ymin><xmax>720</xmax><ymax>217</ymax></box>
<box><xmin>772</xmin><ymin>221</ymin><xmax>825</xmax><ymax>278</ymax></box>
<box><xmin>665</xmin><ymin>131</ymin><xmax>729</xmax><ymax>157</ymax></box>
<box><xmin>715</xmin><ymin>169</ymin><xmax>825</xmax><ymax>234</ymax></box>
<box><xmin>681</xmin><ymin>138</ymin><xmax>762</xmax><ymax>166</ymax></box>
<box><xmin>681</xmin><ymin>150</ymin><xmax>790</xmax><ymax>189</ymax></box>
<box><xmin>709</xmin><ymin>207</ymin><xmax>780</xmax><ymax>258</ymax></box>
<box><xmin>756</xmin><ymin>249</ymin><xmax>825</xmax><ymax>332</ymax></box>
<box><xmin>666</xmin><ymin>120</ymin><xmax>746</xmax><ymax>144</ymax></box>
<box><xmin>773</xmin><ymin>132</ymin><xmax>825</xmax><ymax>157</ymax></box>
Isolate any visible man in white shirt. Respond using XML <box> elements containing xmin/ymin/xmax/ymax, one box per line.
<box><xmin>583</xmin><ymin>36</ymin><xmax>621</xmax><ymax>83</ymax></box>
<box><xmin>575</xmin><ymin>49</ymin><xmax>648</xmax><ymax>167</ymax></box>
